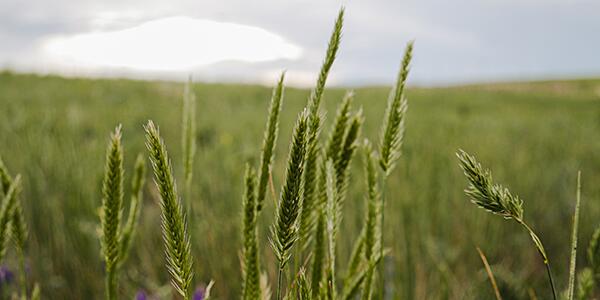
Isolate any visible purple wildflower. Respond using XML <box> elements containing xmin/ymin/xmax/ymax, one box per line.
<box><xmin>135</xmin><ymin>290</ymin><xmax>148</xmax><ymax>300</ymax></box>
<box><xmin>193</xmin><ymin>286</ymin><xmax>205</xmax><ymax>300</ymax></box>
<box><xmin>0</xmin><ymin>266</ymin><xmax>13</xmax><ymax>285</ymax></box>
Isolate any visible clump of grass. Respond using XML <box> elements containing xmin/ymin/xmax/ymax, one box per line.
<box><xmin>241</xmin><ymin>164</ymin><xmax>261</xmax><ymax>300</ymax></box>
<box><xmin>145</xmin><ymin>120</ymin><xmax>194</xmax><ymax>299</ymax></box>
<box><xmin>457</xmin><ymin>149</ymin><xmax>557</xmax><ymax>300</ymax></box>
<box><xmin>270</xmin><ymin>110</ymin><xmax>308</xmax><ymax>300</ymax></box>
<box><xmin>100</xmin><ymin>126</ymin><xmax>147</xmax><ymax>299</ymax></box>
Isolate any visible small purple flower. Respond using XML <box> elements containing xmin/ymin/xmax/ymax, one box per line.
<box><xmin>135</xmin><ymin>290</ymin><xmax>147</xmax><ymax>300</ymax></box>
<box><xmin>193</xmin><ymin>286</ymin><xmax>205</xmax><ymax>300</ymax></box>
<box><xmin>0</xmin><ymin>266</ymin><xmax>14</xmax><ymax>285</ymax></box>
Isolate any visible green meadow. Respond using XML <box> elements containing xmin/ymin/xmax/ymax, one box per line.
<box><xmin>1</xmin><ymin>70</ymin><xmax>600</xmax><ymax>299</ymax></box>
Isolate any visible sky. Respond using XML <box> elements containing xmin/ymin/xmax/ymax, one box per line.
<box><xmin>1</xmin><ymin>0</ymin><xmax>600</xmax><ymax>87</ymax></box>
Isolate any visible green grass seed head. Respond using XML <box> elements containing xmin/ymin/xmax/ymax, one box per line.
<box><xmin>257</xmin><ymin>72</ymin><xmax>285</xmax><ymax>212</ymax></box>
<box><xmin>271</xmin><ymin>110</ymin><xmax>309</xmax><ymax>268</ymax></box>
<box><xmin>145</xmin><ymin>120</ymin><xmax>194</xmax><ymax>299</ymax></box>
<box><xmin>101</xmin><ymin>125</ymin><xmax>124</xmax><ymax>271</ymax></box>
<box><xmin>379</xmin><ymin>41</ymin><xmax>413</xmax><ymax>176</ymax></box>
<box><xmin>457</xmin><ymin>149</ymin><xmax>524</xmax><ymax>220</ymax></box>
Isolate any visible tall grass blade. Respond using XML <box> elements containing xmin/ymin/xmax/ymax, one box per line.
<box><xmin>567</xmin><ymin>171</ymin><xmax>582</xmax><ymax>300</ymax></box>
<box><xmin>182</xmin><ymin>77</ymin><xmax>197</xmax><ymax>218</ymax></box>
<box><xmin>476</xmin><ymin>247</ymin><xmax>502</xmax><ymax>300</ymax></box>
<box><xmin>145</xmin><ymin>120</ymin><xmax>194</xmax><ymax>299</ymax></box>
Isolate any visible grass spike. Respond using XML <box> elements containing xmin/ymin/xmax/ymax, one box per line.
<box><xmin>298</xmin><ymin>135</ymin><xmax>322</xmax><ymax>252</ymax></box>
<box><xmin>335</xmin><ymin>108</ymin><xmax>363</xmax><ymax>198</ymax></box>
<box><xmin>378</xmin><ymin>41</ymin><xmax>413</xmax><ymax>176</ymax></box>
<box><xmin>145</xmin><ymin>120</ymin><xmax>194</xmax><ymax>299</ymax></box>
<box><xmin>257</xmin><ymin>72</ymin><xmax>286</xmax><ymax>212</ymax></box>
<box><xmin>588</xmin><ymin>226</ymin><xmax>600</xmax><ymax>282</ymax></box>
<box><xmin>325</xmin><ymin>91</ymin><xmax>353</xmax><ymax>165</ymax></box>
<box><xmin>242</xmin><ymin>164</ymin><xmax>261</xmax><ymax>300</ymax></box>
<box><xmin>307</xmin><ymin>7</ymin><xmax>344</xmax><ymax>117</ymax></box>
<box><xmin>100</xmin><ymin>125</ymin><xmax>124</xmax><ymax>300</ymax></box>
<box><xmin>575</xmin><ymin>268</ymin><xmax>594</xmax><ymax>300</ymax></box>
<box><xmin>118</xmin><ymin>153</ymin><xmax>146</xmax><ymax>265</ymax></box>
<box><xmin>271</xmin><ymin>110</ymin><xmax>308</xmax><ymax>300</ymax></box>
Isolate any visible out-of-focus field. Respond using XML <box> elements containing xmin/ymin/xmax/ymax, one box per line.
<box><xmin>1</xmin><ymin>71</ymin><xmax>600</xmax><ymax>299</ymax></box>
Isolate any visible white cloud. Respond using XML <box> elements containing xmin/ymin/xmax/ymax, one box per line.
<box><xmin>40</xmin><ymin>16</ymin><xmax>302</xmax><ymax>71</ymax></box>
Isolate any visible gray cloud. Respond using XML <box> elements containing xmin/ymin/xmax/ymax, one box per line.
<box><xmin>1</xmin><ymin>0</ymin><xmax>599</xmax><ymax>86</ymax></box>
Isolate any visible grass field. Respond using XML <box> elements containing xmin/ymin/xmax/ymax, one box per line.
<box><xmin>1</xmin><ymin>70</ymin><xmax>600</xmax><ymax>299</ymax></box>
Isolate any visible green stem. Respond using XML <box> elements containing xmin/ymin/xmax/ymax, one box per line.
<box><xmin>276</xmin><ymin>266</ymin><xmax>283</xmax><ymax>300</ymax></box>
<box><xmin>545</xmin><ymin>261</ymin><xmax>558</xmax><ymax>300</ymax></box>
<box><xmin>517</xmin><ymin>219</ymin><xmax>556</xmax><ymax>300</ymax></box>
<box><xmin>378</xmin><ymin>174</ymin><xmax>387</xmax><ymax>299</ymax></box>
<box><xmin>17</xmin><ymin>248</ymin><xmax>26</xmax><ymax>299</ymax></box>
<box><xmin>105</xmin><ymin>266</ymin><xmax>117</xmax><ymax>300</ymax></box>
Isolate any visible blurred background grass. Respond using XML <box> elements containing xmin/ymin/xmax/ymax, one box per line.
<box><xmin>0</xmin><ymin>71</ymin><xmax>599</xmax><ymax>299</ymax></box>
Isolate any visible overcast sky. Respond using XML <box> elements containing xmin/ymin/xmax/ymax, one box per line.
<box><xmin>1</xmin><ymin>0</ymin><xmax>599</xmax><ymax>86</ymax></box>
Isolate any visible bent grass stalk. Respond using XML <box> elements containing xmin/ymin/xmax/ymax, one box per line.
<box><xmin>457</xmin><ymin>149</ymin><xmax>557</xmax><ymax>300</ymax></box>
